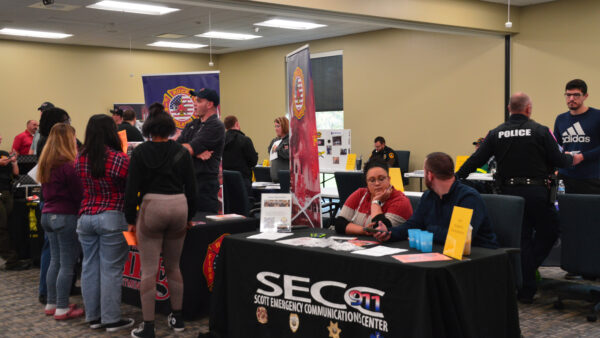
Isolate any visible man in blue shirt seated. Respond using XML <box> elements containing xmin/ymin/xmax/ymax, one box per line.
<box><xmin>374</xmin><ymin>152</ymin><xmax>498</xmax><ymax>248</ymax></box>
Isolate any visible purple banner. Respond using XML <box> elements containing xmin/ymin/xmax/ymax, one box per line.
<box><xmin>286</xmin><ymin>46</ymin><xmax>322</xmax><ymax>228</ymax></box>
<box><xmin>142</xmin><ymin>72</ymin><xmax>220</xmax><ymax>130</ymax></box>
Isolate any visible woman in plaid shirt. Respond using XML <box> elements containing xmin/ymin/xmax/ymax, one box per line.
<box><xmin>75</xmin><ymin>115</ymin><xmax>134</xmax><ymax>333</ymax></box>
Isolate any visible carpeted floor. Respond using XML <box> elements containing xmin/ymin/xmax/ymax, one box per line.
<box><xmin>0</xmin><ymin>265</ymin><xmax>598</xmax><ymax>337</ymax></box>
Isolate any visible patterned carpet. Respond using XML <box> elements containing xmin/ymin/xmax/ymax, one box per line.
<box><xmin>0</xmin><ymin>265</ymin><xmax>598</xmax><ymax>337</ymax></box>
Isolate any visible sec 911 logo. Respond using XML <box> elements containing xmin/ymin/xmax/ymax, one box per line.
<box><xmin>345</xmin><ymin>287</ymin><xmax>383</xmax><ymax>317</ymax></box>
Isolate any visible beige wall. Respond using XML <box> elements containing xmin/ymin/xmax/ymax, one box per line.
<box><xmin>513</xmin><ymin>0</ymin><xmax>599</xmax><ymax>129</ymax></box>
<box><xmin>220</xmin><ymin>29</ymin><xmax>505</xmax><ymax>189</ymax></box>
<box><xmin>0</xmin><ymin>40</ymin><xmax>211</xmax><ymax>149</ymax></box>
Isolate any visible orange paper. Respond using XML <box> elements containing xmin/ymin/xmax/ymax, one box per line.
<box><xmin>122</xmin><ymin>231</ymin><xmax>137</xmax><ymax>246</ymax></box>
<box><xmin>118</xmin><ymin>130</ymin><xmax>128</xmax><ymax>153</ymax></box>
<box><xmin>392</xmin><ymin>253</ymin><xmax>452</xmax><ymax>263</ymax></box>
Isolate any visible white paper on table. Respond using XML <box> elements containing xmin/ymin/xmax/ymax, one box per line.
<box><xmin>27</xmin><ymin>164</ymin><xmax>40</xmax><ymax>184</ymax></box>
<box><xmin>276</xmin><ymin>237</ymin><xmax>320</xmax><ymax>246</ymax></box>
<box><xmin>247</xmin><ymin>232</ymin><xmax>294</xmax><ymax>240</ymax></box>
<box><xmin>260</xmin><ymin>193</ymin><xmax>292</xmax><ymax>233</ymax></box>
<box><xmin>351</xmin><ymin>246</ymin><xmax>408</xmax><ymax>257</ymax></box>
<box><xmin>329</xmin><ymin>236</ymin><xmax>357</xmax><ymax>241</ymax></box>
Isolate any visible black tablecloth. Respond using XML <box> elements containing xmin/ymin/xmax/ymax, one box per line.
<box><xmin>121</xmin><ymin>213</ymin><xmax>258</xmax><ymax>319</ymax></box>
<box><xmin>209</xmin><ymin>229</ymin><xmax>520</xmax><ymax>338</ymax></box>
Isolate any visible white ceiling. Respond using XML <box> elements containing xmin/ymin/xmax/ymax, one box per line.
<box><xmin>0</xmin><ymin>0</ymin><xmax>385</xmax><ymax>54</ymax></box>
<box><xmin>480</xmin><ymin>0</ymin><xmax>557</xmax><ymax>6</ymax></box>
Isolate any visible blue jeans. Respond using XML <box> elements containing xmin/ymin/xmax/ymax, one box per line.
<box><xmin>39</xmin><ymin>234</ymin><xmax>50</xmax><ymax>297</ymax></box>
<box><xmin>41</xmin><ymin>213</ymin><xmax>79</xmax><ymax>308</ymax></box>
<box><xmin>77</xmin><ymin>211</ymin><xmax>128</xmax><ymax>324</ymax></box>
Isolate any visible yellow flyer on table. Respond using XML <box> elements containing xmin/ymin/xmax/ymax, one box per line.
<box><xmin>443</xmin><ymin>206</ymin><xmax>473</xmax><ymax>260</ymax></box>
<box><xmin>455</xmin><ymin>155</ymin><xmax>469</xmax><ymax>172</ymax></box>
<box><xmin>345</xmin><ymin>153</ymin><xmax>357</xmax><ymax>170</ymax></box>
<box><xmin>389</xmin><ymin>168</ymin><xmax>404</xmax><ymax>192</ymax></box>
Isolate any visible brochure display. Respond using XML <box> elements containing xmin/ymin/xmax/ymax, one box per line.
<box><xmin>443</xmin><ymin>206</ymin><xmax>473</xmax><ymax>260</ymax></box>
<box><xmin>259</xmin><ymin>193</ymin><xmax>292</xmax><ymax>233</ymax></box>
<box><xmin>317</xmin><ymin>129</ymin><xmax>352</xmax><ymax>171</ymax></box>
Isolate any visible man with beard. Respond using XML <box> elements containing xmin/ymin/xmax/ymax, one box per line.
<box><xmin>454</xmin><ymin>92</ymin><xmax>578</xmax><ymax>303</ymax></box>
<box><xmin>177</xmin><ymin>89</ymin><xmax>225</xmax><ymax>213</ymax></box>
<box><xmin>554</xmin><ymin>79</ymin><xmax>600</xmax><ymax>194</ymax></box>
<box><xmin>374</xmin><ymin>152</ymin><xmax>498</xmax><ymax>249</ymax></box>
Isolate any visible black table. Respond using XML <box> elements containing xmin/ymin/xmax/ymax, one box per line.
<box><xmin>121</xmin><ymin>213</ymin><xmax>258</xmax><ymax>319</ymax></box>
<box><xmin>209</xmin><ymin>229</ymin><xmax>520</xmax><ymax>338</ymax></box>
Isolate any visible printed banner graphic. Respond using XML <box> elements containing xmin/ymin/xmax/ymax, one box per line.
<box><xmin>286</xmin><ymin>46</ymin><xmax>322</xmax><ymax>228</ymax></box>
<box><xmin>142</xmin><ymin>72</ymin><xmax>220</xmax><ymax>130</ymax></box>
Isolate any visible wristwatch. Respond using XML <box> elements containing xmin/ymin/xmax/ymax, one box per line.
<box><xmin>372</xmin><ymin>199</ymin><xmax>383</xmax><ymax>207</ymax></box>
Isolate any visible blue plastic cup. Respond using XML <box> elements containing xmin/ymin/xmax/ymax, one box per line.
<box><xmin>421</xmin><ymin>232</ymin><xmax>433</xmax><ymax>253</ymax></box>
<box><xmin>408</xmin><ymin>229</ymin><xmax>419</xmax><ymax>248</ymax></box>
<box><xmin>415</xmin><ymin>229</ymin><xmax>422</xmax><ymax>251</ymax></box>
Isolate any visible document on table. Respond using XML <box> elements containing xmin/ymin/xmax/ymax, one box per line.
<box><xmin>351</xmin><ymin>246</ymin><xmax>407</xmax><ymax>257</ymax></box>
<box><xmin>247</xmin><ymin>232</ymin><xmax>294</xmax><ymax>240</ymax></box>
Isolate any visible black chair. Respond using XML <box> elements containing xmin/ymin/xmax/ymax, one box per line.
<box><xmin>277</xmin><ymin>170</ymin><xmax>290</xmax><ymax>193</ymax></box>
<box><xmin>334</xmin><ymin>171</ymin><xmax>366</xmax><ymax>208</ymax></box>
<box><xmin>407</xmin><ymin>195</ymin><xmax>421</xmax><ymax>212</ymax></box>
<box><xmin>552</xmin><ymin>194</ymin><xmax>600</xmax><ymax>321</ymax></box>
<box><xmin>253</xmin><ymin>166</ymin><xmax>272</xmax><ymax>182</ymax></box>
<box><xmin>222</xmin><ymin>170</ymin><xmax>258</xmax><ymax>217</ymax></box>
<box><xmin>393</xmin><ymin>150</ymin><xmax>410</xmax><ymax>185</ymax></box>
<box><xmin>481</xmin><ymin>194</ymin><xmax>525</xmax><ymax>290</ymax></box>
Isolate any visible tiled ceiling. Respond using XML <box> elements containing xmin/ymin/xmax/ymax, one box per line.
<box><xmin>0</xmin><ymin>0</ymin><xmax>384</xmax><ymax>54</ymax></box>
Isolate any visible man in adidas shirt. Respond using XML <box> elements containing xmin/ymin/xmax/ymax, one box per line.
<box><xmin>554</xmin><ymin>79</ymin><xmax>600</xmax><ymax>193</ymax></box>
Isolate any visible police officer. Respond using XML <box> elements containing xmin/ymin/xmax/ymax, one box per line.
<box><xmin>456</xmin><ymin>92</ymin><xmax>582</xmax><ymax>303</ymax></box>
<box><xmin>369</xmin><ymin>136</ymin><xmax>397</xmax><ymax>167</ymax></box>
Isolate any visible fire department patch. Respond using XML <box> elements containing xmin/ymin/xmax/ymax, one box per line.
<box><xmin>202</xmin><ymin>233</ymin><xmax>230</xmax><ymax>291</ymax></box>
<box><xmin>292</xmin><ymin>67</ymin><xmax>306</xmax><ymax>120</ymax></box>
<box><xmin>256</xmin><ymin>306</ymin><xmax>268</xmax><ymax>324</ymax></box>
<box><xmin>162</xmin><ymin>86</ymin><xmax>196</xmax><ymax>129</ymax></box>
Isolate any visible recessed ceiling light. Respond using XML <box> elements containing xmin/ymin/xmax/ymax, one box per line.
<box><xmin>87</xmin><ymin>1</ymin><xmax>179</xmax><ymax>15</ymax></box>
<box><xmin>254</xmin><ymin>19</ymin><xmax>326</xmax><ymax>30</ymax></box>
<box><xmin>148</xmin><ymin>41</ymin><xmax>206</xmax><ymax>49</ymax></box>
<box><xmin>196</xmin><ymin>31</ymin><xmax>261</xmax><ymax>40</ymax></box>
<box><xmin>0</xmin><ymin>28</ymin><xmax>72</xmax><ymax>39</ymax></box>
<box><xmin>156</xmin><ymin>33</ymin><xmax>186</xmax><ymax>39</ymax></box>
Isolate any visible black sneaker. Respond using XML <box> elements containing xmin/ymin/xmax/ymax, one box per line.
<box><xmin>39</xmin><ymin>294</ymin><xmax>47</xmax><ymax>305</ymax></box>
<box><xmin>105</xmin><ymin>318</ymin><xmax>134</xmax><ymax>332</ymax></box>
<box><xmin>89</xmin><ymin>319</ymin><xmax>104</xmax><ymax>329</ymax></box>
<box><xmin>131</xmin><ymin>322</ymin><xmax>155</xmax><ymax>338</ymax></box>
<box><xmin>168</xmin><ymin>313</ymin><xmax>185</xmax><ymax>332</ymax></box>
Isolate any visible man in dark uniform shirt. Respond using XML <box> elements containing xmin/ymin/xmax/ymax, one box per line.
<box><xmin>369</xmin><ymin>136</ymin><xmax>397</xmax><ymax>167</ymax></box>
<box><xmin>222</xmin><ymin>115</ymin><xmax>258</xmax><ymax>194</ymax></box>
<box><xmin>177</xmin><ymin>88</ymin><xmax>225</xmax><ymax>213</ymax></box>
<box><xmin>456</xmin><ymin>92</ymin><xmax>581</xmax><ymax>303</ymax></box>
<box><xmin>118</xmin><ymin>109</ymin><xmax>144</xmax><ymax>142</ymax></box>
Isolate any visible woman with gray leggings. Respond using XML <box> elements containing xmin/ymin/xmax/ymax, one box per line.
<box><xmin>124</xmin><ymin>103</ymin><xmax>197</xmax><ymax>338</ymax></box>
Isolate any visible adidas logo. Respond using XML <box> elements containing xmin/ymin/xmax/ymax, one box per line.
<box><xmin>562</xmin><ymin>122</ymin><xmax>591</xmax><ymax>143</ymax></box>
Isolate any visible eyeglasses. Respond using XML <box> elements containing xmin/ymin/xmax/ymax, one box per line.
<box><xmin>366</xmin><ymin>176</ymin><xmax>389</xmax><ymax>184</ymax></box>
<box><xmin>564</xmin><ymin>93</ymin><xmax>583</xmax><ymax>98</ymax></box>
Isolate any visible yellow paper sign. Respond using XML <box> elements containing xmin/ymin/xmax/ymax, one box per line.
<box><xmin>455</xmin><ymin>155</ymin><xmax>469</xmax><ymax>172</ymax></box>
<box><xmin>118</xmin><ymin>130</ymin><xmax>128</xmax><ymax>154</ymax></box>
<box><xmin>389</xmin><ymin>167</ymin><xmax>404</xmax><ymax>192</ymax></box>
<box><xmin>443</xmin><ymin>206</ymin><xmax>473</xmax><ymax>260</ymax></box>
<box><xmin>345</xmin><ymin>153</ymin><xmax>357</xmax><ymax>171</ymax></box>
<box><xmin>262</xmin><ymin>159</ymin><xmax>270</xmax><ymax>167</ymax></box>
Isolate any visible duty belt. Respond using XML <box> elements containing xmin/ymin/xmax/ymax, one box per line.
<box><xmin>503</xmin><ymin>177</ymin><xmax>547</xmax><ymax>186</ymax></box>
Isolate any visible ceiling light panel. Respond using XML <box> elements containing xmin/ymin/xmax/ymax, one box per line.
<box><xmin>87</xmin><ymin>1</ymin><xmax>179</xmax><ymax>15</ymax></box>
<box><xmin>196</xmin><ymin>31</ymin><xmax>261</xmax><ymax>40</ymax></box>
<box><xmin>0</xmin><ymin>28</ymin><xmax>72</xmax><ymax>39</ymax></box>
<box><xmin>148</xmin><ymin>41</ymin><xmax>206</xmax><ymax>49</ymax></box>
<box><xmin>254</xmin><ymin>19</ymin><xmax>326</xmax><ymax>30</ymax></box>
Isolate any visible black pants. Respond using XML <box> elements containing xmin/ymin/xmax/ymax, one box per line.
<box><xmin>501</xmin><ymin>185</ymin><xmax>559</xmax><ymax>296</ymax></box>
<box><xmin>558</xmin><ymin>174</ymin><xmax>600</xmax><ymax>194</ymax></box>
<box><xmin>0</xmin><ymin>190</ymin><xmax>18</xmax><ymax>265</ymax></box>
<box><xmin>196</xmin><ymin>176</ymin><xmax>220</xmax><ymax>214</ymax></box>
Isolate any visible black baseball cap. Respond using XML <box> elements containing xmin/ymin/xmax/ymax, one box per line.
<box><xmin>190</xmin><ymin>88</ymin><xmax>220</xmax><ymax>107</ymax></box>
<box><xmin>37</xmin><ymin>102</ymin><xmax>54</xmax><ymax>111</ymax></box>
<box><xmin>110</xmin><ymin>108</ymin><xmax>124</xmax><ymax>117</ymax></box>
